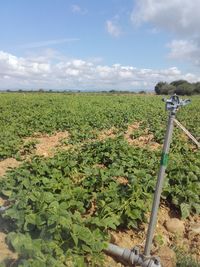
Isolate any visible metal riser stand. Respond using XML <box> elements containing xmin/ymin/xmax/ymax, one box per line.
<box><xmin>144</xmin><ymin>113</ymin><xmax>174</xmax><ymax>257</ymax></box>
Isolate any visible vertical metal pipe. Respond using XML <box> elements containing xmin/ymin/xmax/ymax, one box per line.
<box><xmin>144</xmin><ymin>112</ymin><xmax>175</xmax><ymax>257</ymax></box>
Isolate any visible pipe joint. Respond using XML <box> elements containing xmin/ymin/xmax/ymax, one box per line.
<box><xmin>142</xmin><ymin>256</ymin><xmax>161</xmax><ymax>267</ymax></box>
<box><xmin>105</xmin><ymin>243</ymin><xmax>162</xmax><ymax>267</ymax></box>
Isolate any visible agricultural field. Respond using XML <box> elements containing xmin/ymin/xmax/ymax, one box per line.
<box><xmin>0</xmin><ymin>92</ymin><xmax>200</xmax><ymax>267</ymax></box>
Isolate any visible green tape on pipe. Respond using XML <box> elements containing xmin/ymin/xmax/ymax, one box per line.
<box><xmin>160</xmin><ymin>153</ymin><xmax>169</xmax><ymax>166</ymax></box>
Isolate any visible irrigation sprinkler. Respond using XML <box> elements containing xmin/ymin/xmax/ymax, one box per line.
<box><xmin>105</xmin><ymin>94</ymin><xmax>200</xmax><ymax>267</ymax></box>
<box><xmin>144</xmin><ymin>95</ymin><xmax>190</xmax><ymax>258</ymax></box>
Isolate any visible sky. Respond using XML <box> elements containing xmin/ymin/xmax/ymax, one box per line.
<box><xmin>0</xmin><ymin>0</ymin><xmax>200</xmax><ymax>91</ymax></box>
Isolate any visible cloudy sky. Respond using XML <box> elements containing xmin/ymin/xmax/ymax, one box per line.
<box><xmin>0</xmin><ymin>0</ymin><xmax>200</xmax><ymax>91</ymax></box>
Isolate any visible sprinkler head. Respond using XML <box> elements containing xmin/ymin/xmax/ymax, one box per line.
<box><xmin>162</xmin><ymin>94</ymin><xmax>190</xmax><ymax>113</ymax></box>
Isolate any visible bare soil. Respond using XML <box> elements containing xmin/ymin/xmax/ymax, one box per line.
<box><xmin>94</xmin><ymin>122</ymin><xmax>161</xmax><ymax>151</ymax></box>
<box><xmin>0</xmin><ymin>158</ymin><xmax>20</xmax><ymax>178</ymax></box>
<box><xmin>24</xmin><ymin>131</ymin><xmax>69</xmax><ymax>157</ymax></box>
<box><xmin>0</xmin><ymin>199</ymin><xmax>18</xmax><ymax>264</ymax></box>
<box><xmin>97</xmin><ymin>127</ymin><xmax>118</xmax><ymax>141</ymax></box>
<box><xmin>124</xmin><ymin>122</ymin><xmax>161</xmax><ymax>150</ymax></box>
<box><xmin>0</xmin><ymin>232</ymin><xmax>18</xmax><ymax>265</ymax></box>
<box><xmin>105</xmin><ymin>204</ymin><xmax>200</xmax><ymax>266</ymax></box>
<box><xmin>0</xmin><ymin>131</ymin><xmax>70</xmax><ymax>178</ymax></box>
<box><xmin>113</xmin><ymin>176</ymin><xmax>129</xmax><ymax>185</ymax></box>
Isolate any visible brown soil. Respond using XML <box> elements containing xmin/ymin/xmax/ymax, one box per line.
<box><xmin>93</xmin><ymin>163</ymin><xmax>107</xmax><ymax>169</ymax></box>
<box><xmin>105</xmin><ymin>204</ymin><xmax>200</xmax><ymax>266</ymax></box>
<box><xmin>113</xmin><ymin>176</ymin><xmax>129</xmax><ymax>185</ymax></box>
<box><xmin>24</xmin><ymin>131</ymin><xmax>69</xmax><ymax>157</ymax></box>
<box><xmin>125</xmin><ymin>122</ymin><xmax>141</xmax><ymax>134</ymax></box>
<box><xmin>97</xmin><ymin>127</ymin><xmax>117</xmax><ymax>141</ymax></box>
<box><xmin>0</xmin><ymin>131</ymin><xmax>70</xmax><ymax>178</ymax></box>
<box><xmin>129</xmin><ymin>134</ymin><xmax>160</xmax><ymax>150</ymax></box>
<box><xmin>124</xmin><ymin>122</ymin><xmax>161</xmax><ymax>150</ymax></box>
<box><xmin>0</xmin><ymin>203</ymin><xmax>18</xmax><ymax>264</ymax></box>
<box><xmin>94</xmin><ymin>122</ymin><xmax>161</xmax><ymax>151</ymax></box>
<box><xmin>0</xmin><ymin>232</ymin><xmax>18</xmax><ymax>265</ymax></box>
<box><xmin>0</xmin><ymin>158</ymin><xmax>20</xmax><ymax>178</ymax></box>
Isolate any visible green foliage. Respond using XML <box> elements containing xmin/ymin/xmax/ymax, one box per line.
<box><xmin>175</xmin><ymin>82</ymin><xmax>195</xmax><ymax>96</ymax></box>
<box><xmin>0</xmin><ymin>93</ymin><xmax>163</xmax><ymax>159</ymax></box>
<box><xmin>0</xmin><ymin>139</ymin><xmax>158</xmax><ymax>265</ymax></box>
<box><xmin>194</xmin><ymin>82</ymin><xmax>200</xmax><ymax>94</ymax></box>
<box><xmin>175</xmin><ymin>248</ymin><xmax>200</xmax><ymax>267</ymax></box>
<box><xmin>0</xmin><ymin>93</ymin><xmax>199</xmax><ymax>266</ymax></box>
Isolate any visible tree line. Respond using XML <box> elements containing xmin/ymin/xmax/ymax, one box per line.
<box><xmin>155</xmin><ymin>80</ymin><xmax>200</xmax><ymax>95</ymax></box>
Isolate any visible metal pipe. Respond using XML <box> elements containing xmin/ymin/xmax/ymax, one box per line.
<box><xmin>144</xmin><ymin>112</ymin><xmax>175</xmax><ymax>256</ymax></box>
<box><xmin>105</xmin><ymin>243</ymin><xmax>161</xmax><ymax>267</ymax></box>
<box><xmin>0</xmin><ymin>205</ymin><xmax>9</xmax><ymax>212</ymax></box>
<box><xmin>105</xmin><ymin>243</ymin><xmax>125</xmax><ymax>258</ymax></box>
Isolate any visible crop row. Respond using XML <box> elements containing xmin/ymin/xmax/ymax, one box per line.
<box><xmin>0</xmin><ymin>93</ymin><xmax>199</xmax><ymax>266</ymax></box>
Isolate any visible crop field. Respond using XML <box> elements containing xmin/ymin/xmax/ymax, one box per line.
<box><xmin>0</xmin><ymin>93</ymin><xmax>200</xmax><ymax>266</ymax></box>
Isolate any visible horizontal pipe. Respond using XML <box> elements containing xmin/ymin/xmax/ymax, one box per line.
<box><xmin>105</xmin><ymin>243</ymin><xmax>126</xmax><ymax>258</ymax></box>
<box><xmin>104</xmin><ymin>243</ymin><xmax>162</xmax><ymax>267</ymax></box>
<box><xmin>104</xmin><ymin>243</ymin><xmax>136</xmax><ymax>266</ymax></box>
<box><xmin>0</xmin><ymin>205</ymin><xmax>9</xmax><ymax>213</ymax></box>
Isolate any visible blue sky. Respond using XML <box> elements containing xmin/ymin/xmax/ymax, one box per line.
<box><xmin>0</xmin><ymin>0</ymin><xmax>199</xmax><ymax>91</ymax></box>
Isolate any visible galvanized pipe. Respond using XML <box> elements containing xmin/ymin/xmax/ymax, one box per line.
<box><xmin>144</xmin><ymin>112</ymin><xmax>175</xmax><ymax>256</ymax></box>
<box><xmin>0</xmin><ymin>205</ymin><xmax>8</xmax><ymax>212</ymax></box>
<box><xmin>105</xmin><ymin>243</ymin><xmax>161</xmax><ymax>267</ymax></box>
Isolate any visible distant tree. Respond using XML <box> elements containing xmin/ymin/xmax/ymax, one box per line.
<box><xmin>170</xmin><ymin>80</ymin><xmax>188</xmax><ymax>87</ymax></box>
<box><xmin>159</xmin><ymin>84</ymin><xmax>176</xmax><ymax>95</ymax></box>
<box><xmin>155</xmin><ymin>80</ymin><xmax>199</xmax><ymax>95</ymax></box>
<box><xmin>194</xmin><ymin>82</ymin><xmax>200</xmax><ymax>94</ymax></box>
<box><xmin>138</xmin><ymin>90</ymin><xmax>146</xmax><ymax>94</ymax></box>
<box><xmin>175</xmin><ymin>82</ymin><xmax>195</xmax><ymax>95</ymax></box>
<box><xmin>155</xmin><ymin>82</ymin><xmax>167</xmax><ymax>94</ymax></box>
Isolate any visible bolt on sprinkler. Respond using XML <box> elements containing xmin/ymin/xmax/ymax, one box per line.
<box><xmin>105</xmin><ymin>94</ymin><xmax>192</xmax><ymax>267</ymax></box>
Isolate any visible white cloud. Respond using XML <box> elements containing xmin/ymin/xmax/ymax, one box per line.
<box><xmin>71</xmin><ymin>4</ymin><xmax>87</xmax><ymax>15</ymax></box>
<box><xmin>19</xmin><ymin>38</ymin><xmax>79</xmax><ymax>49</ymax></box>
<box><xmin>0</xmin><ymin>50</ymin><xmax>199</xmax><ymax>90</ymax></box>
<box><xmin>131</xmin><ymin>0</ymin><xmax>200</xmax><ymax>36</ymax></box>
<box><xmin>131</xmin><ymin>0</ymin><xmax>200</xmax><ymax>65</ymax></box>
<box><xmin>167</xmin><ymin>39</ymin><xmax>200</xmax><ymax>65</ymax></box>
<box><xmin>106</xmin><ymin>20</ymin><xmax>122</xmax><ymax>38</ymax></box>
